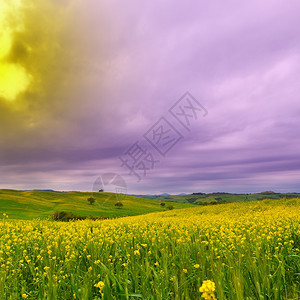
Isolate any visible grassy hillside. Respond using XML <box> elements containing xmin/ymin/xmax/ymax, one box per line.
<box><xmin>1</xmin><ymin>189</ymin><xmax>299</xmax><ymax>220</ymax></box>
<box><xmin>0</xmin><ymin>189</ymin><xmax>193</xmax><ymax>220</ymax></box>
<box><xmin>146</xmin><ymin>191</ymin><xmax>300</xmax><ymax>204</ymax></box>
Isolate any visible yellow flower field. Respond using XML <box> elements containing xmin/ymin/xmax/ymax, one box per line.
<box><xmin>0</xmin><ymin>198</ymin><xmax>299</xmax><ymax>299</ymax></box>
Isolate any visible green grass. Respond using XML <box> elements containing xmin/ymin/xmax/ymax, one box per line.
<box><xmin>148</xmin><ymin>192</ymin><xmax>300</xmax><ymax>204</ymax></box>
<box><xmin>0</xmin><ymin>189</ymin><xmax>193</xmax><ymax>220</ymax></box>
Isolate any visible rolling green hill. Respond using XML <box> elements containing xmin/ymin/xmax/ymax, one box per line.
<box><xmin>0</xmin><ymin>189</ymin><xmax>193</xmax><ymax>220</ymax></box>
<box><xmin>144</xmin><ymin>191</ymin><xmax>300</xmax><ymax>204</ymax></box>
<box><xmin>1</xmin><ymin>189</ymin><xmax>299</xmax><ymax>220</ymax></box>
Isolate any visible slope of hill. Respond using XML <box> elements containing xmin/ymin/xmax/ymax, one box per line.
<box><xmin>0</xmin><ymin>189</ymin><xmax>192</xmax><ymax>220</ymax></box>
<box><xmin>144</xmin><ymin>192</ymin><xmax>300</xmax><ymax>204</ymax></box>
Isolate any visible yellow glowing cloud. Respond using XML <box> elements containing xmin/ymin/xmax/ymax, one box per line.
<box><xmin>0</xmin><ymin>63</ymin><xmax>31</xmax><ymax>101</ymax></box>
<box><xmin>1</xmin><ymin>0</ymin><xmax>88</xmax><ymax>107</ymax></box>
<box><xmin>0</xmin><ymin>0</ymin><xmax>31</xmax><ymax>101</ymax></box>
<box><xmin>0</xmin><ymin>30</ymin><xmax>12</xmax><ymax>60</ymax></box>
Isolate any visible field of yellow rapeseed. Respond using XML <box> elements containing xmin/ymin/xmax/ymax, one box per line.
<box><xmin>0</xmin><ymin>198</ymin><xmax>299</xmax><ymax>299</ymax></box>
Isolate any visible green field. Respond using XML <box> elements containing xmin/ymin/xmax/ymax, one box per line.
<box><xmin>0</xmin><ymin>190</ymin><xmax>193</xmax><ymax>220</ymax></box>
<box><xmin>1</xmin><ymin>189</ymin><xmax>299</xmax><ymax>220</ymax></box>
<box><xmin>145</xmin><ymin>191</ymin><xmax>300</xmax><ymax>204</ymax></box>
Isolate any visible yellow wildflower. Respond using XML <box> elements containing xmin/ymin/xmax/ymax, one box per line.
<box><xmin>199</xmin><ymin>280</ymin><xmax>216</xmax><ymax>300</ymax></box>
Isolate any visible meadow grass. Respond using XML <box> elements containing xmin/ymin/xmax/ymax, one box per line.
<box><xmin>0</xmin><ymin>190</ymin><xmax>192</xmax><ymax>220</ymax></box>
<box><xmin>0</xmin><ymin>198</ymin><xmax>299</xmax><ymax>299</ymax></box>
<box><xmin>149</xmin><ymin>192</ymin><xmax>300</xmax><ymax>204</ymax></box>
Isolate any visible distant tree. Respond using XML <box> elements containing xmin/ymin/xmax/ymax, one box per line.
<box><xmin>115</xmin><ymin>201</ymin><xmax>123</xmax><ymax>208</ymax></box>
<box><xmin>99</xmin><ymin>189</ymin><xmax>104</xmax><ymax>192</ymax></box>
<box><xmin>52</xmin><ymin>211</ymin><xmax>110</xmax><ymax>222</ymax></box>
<box><xmin>167</xmin><ymin>205</ymin><xmax>174</xmax><ymax>210</ymax></box>
<box><xmin>53</xmin><ymin>211</ymin><xmax>60</xmax><ymax>220</ymax></box>
<box><xmin>52</xmin><ymin>211</ymin><xmax>81</xmax><ymax>222</ymax></box>
<box><xmin>87</xmin><ymin>197</ymin><xmax>96</xmax><ymax>205</ymax></box>
<box><xmin>261</xmin><ymin>191</ymin><xmax>275</xmax><ymax>194</ymax></box>
<box><xmin>160</xmin><ymin>202</ymin><xmax>166</xmax><ymax>207</ymax></box>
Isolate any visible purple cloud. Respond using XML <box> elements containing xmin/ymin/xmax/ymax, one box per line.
<box><xmin>1</xmin><ymin>0</ymin><xmax>300</xmax><ymax>194</ymax></box>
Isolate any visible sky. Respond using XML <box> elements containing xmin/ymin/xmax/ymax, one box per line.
<box><xmin>0</xmin><ymin>0</ymin><xmax>300</xmax><ymax>194</ymax></box>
